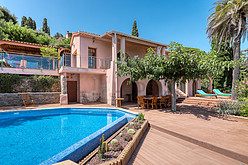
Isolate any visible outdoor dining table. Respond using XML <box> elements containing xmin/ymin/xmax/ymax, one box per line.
<box><xmin>143</xmin><ymin>97</ymin><xmax>161</xmax><ymax>108</ymax></box>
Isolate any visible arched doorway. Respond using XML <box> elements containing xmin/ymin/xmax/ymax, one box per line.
<box><xmin>146</xmin><ymin>80</ymin><xmax>159</xmax><ymax>96</ymax></box>
<box><xmin>120</xmin><ymin>79</ymin><xmax>138</xmax><ymax>102</ymax></box>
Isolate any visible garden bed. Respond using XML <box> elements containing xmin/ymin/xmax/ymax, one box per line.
<box><xmin>78</xmin><ymin>114</ymin><xmax>148</xmax><ymax>165</ymax></box>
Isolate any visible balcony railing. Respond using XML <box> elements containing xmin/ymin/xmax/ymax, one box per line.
<box><xmin>60</xmin><ymin>53</ymin><xmax>111</xmax><ymax>69</ymax></box>
<box><xmin>0</xmin><ymin>51</ymin><xmax>59</xmax><ymax>70</ymax></box>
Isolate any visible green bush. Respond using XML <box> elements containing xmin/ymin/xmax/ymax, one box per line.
<box><xmin>235</xmin><ymin>77</ymin><xmax>248</xmax><ymax>99</ymax></box>
<box><xmin>240</xmin><ymin>98</ymin><xmax>248</xmax><ymax>117</ymax></box>
<box><xmin>217</xmin><ymin>101</ymin><xmax>242</xmax><ymax>116</ymax></box>
<box><xmin>0</xmin><ymin>73</ymin><xmax>22</xmax><ymax>93</ymax></box>
<box><xmin>32</xmin><ymin>75</ymin><xmax>59</xmax><ymax>92</ymax></box>
<box><xmin>0</xmin><ymin>74</ymin><xmax>60</xmax><ymax>93</ymax></box>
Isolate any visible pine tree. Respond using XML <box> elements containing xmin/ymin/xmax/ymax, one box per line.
<box><xmin>32</xmin><ymin>20</ymin><xmax>36</xmax><ymax>30</ymax></box>
<box><xmin>131</xmin><ymin>20</ymin><xmax>139</xmax><ymax>37</ymax></box>
<box><xmin>27</xmin><ymin>17</ymin><xmax>33</xmax><ymax>29</ymax></box>
<box><xmin>53</xmin><ymin>32</ymin><xmax>63</xmax><ymax>39</ymax></box>
<box><xmin>21</xmin><ymin>16</ymin><xmax>27</xmax><ymax>27</ymax></box>
<box><xmin>42</xmin><ymin>18</ymin><xmax>50</xmax><ymax>36</ymax></box>
<box><xmin>0</xmin><ymin>6</ymin><xmax>17</xmax><ymax>24</ymax></box>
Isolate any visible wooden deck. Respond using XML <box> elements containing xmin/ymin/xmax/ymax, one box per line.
<box><xmin>127</xmin><ymin>104</ymin><xmax>248</xmax><ymax>165</ymax></box>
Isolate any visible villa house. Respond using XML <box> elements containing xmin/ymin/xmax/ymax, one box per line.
<box><xmin>0</xmin><ymin>31</ymin><xmax>202</xmax><ymax>106</ymax></box>
<box><xmin>59</xmin><ymin>31</ymin><xmax>202</xmax><ymax>105</ymax></box>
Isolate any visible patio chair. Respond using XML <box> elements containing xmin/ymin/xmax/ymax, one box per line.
<box><xmin>137</xmin><ymin>96</ymin><xmax>147</xmax><ymax>109</ymax></box>
<box><xmin>21</xmin><ymin>93</ymin><xmax>34</xmax><ymax>106</ymax></box>
<box><xmin>148</xmin><ymin>96</ymin><xmax>158</xmax><ymax>109</ymax></box>
<box><xmin>213</xmin><ymin>89</ymin><xmax>231</xmax><ymax>99</ymax></box>
<box><xmin>159</xmin><ymin>96</ymin><xmax>167</xmax><ymax>108</ymax></box>
<box><xmin>195</xmin><ymin>90</ymin><xmax>217</xmax><ymax>99</ymax></box>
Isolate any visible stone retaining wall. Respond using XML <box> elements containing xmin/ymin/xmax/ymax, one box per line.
<box><xmin>0</xmin><ymin>92</ymin><xmax>60</xmax><ymax>106</ymax></box>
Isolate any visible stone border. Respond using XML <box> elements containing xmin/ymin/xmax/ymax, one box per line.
<box><xmin>229</xmin><ymin>115</ymin><xmax>248</xmax><ymax>120</ymax></box>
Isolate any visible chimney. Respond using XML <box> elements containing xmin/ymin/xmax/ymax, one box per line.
<box><xmin>66</xmin><ymin>31</ymin><xmax>72</xmax><ymax>38</ymax></box>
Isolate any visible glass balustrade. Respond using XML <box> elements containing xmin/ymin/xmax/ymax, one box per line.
<box><xmin>0</xmin><ymin>52</ymin><xmax>59</xmax><ymax>70</ymax></box>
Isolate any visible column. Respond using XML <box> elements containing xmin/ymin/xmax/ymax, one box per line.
<box><xmin>156</xmin><ymin>46</ymin><xmax>162</xmax><ymax>55</ymax></box>
<box><xmin>120</xmin><ymin>37</ymin><xmax>125</xmax><ymax>61</ymax></box>
<box><xmin>161</xmin><ymin>47</ymin><xmax>166</xmax><ymax>56</ymax></box>
<box><xmin>185</xmin><ymin>80</ymin><xmax>189</xmax><ymax>97</ymax></box>
<box><xmin>60</xmin><ymin>73</ymin><xmax>68</xmax><ymax>105</ymax></box>
<box><xmin>107</xmin><ymin>34</ymin><xmax>117</xmax><ymax>105</ymax></box>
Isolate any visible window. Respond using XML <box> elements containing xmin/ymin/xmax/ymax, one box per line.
<box><xmin>88</xmin><ymin>48</ymin><xmax>96</xmax><ymax>68</ymax></box>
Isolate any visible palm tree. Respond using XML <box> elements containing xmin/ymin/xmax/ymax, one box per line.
<box><xmin>207</xmin><ymin>0</ymin><xmax>248</xmax><ymax>100</ymax></box>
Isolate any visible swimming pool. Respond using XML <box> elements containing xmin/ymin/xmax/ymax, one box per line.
<box><xmin>0</xmin><ymin>108</ymin><xmax>136</xmax><ymax>165</ymax></box>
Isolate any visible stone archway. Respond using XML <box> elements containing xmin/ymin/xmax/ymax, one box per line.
<box><xmin>146</xmin><ymin>79</ymin><xmax>159</xmax><ymax>96</ymax></box>
<box><xmin>120</xmin><ymin>78</ymin><xmax>138</xmax><ymax>102</ymax></box>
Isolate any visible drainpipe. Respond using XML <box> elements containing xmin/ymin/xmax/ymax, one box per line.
<box><xmin>115</xmin><ymin>32</ymin><xmax>118</xmax><ymax>106</ymax></box>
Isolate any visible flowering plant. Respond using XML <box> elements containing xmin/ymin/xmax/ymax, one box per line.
<box><xmin>235</xmin><ymin>77</ymin><xmax>248</xmax><ymax>99</ymax></box>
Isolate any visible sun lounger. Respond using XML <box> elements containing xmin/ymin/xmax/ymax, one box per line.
<box><xmin>195</xmin><ymin>90</ymin><xmax>217</xmax><ymax>99</ymax></box>
<box><xmin>213</xmin><ymin>89</ymin><xmax>231</xmax><ymax>98</ymax></box>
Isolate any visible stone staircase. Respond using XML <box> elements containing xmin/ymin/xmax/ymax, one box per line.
<box><xmin>179</xmin><ymin>97</ymin><xmax>225</xmax><ymax>107</ymax></box>
<box><xmin>176</xmin><ymin>97</ymin><xmax>186</xmax><ymax>103</ymax></box>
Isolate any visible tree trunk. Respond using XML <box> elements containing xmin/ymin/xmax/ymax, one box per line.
<box><xmin>171</xmin><ymin>80</ymin><xmax>176</xmax><ymax>111</ymax></box>
<box><xmin>231</xmin><ymin>36</ymin><xmax>241</xmax><ymax>100</ymax></box>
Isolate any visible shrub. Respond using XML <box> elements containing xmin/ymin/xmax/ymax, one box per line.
<box><xmin>138</xmin><ymin>120</ymin><xmax>144</xmax><ymax>124</ymax></box>
<box><xmin>123</xmin><ymin>133</ymin><xmax>132</xmax><ymax>142</ymax></box>
<box><xmin>130</xmin><ymin>122</ymin><xmax>134</xmax><ymax>126</ymax></box>
<box><xmin>235</xmin><ymin>77</ymin><xmax>248</xmax><ymax>99</ymax></box>
<box><xmin>240</xmin><ymin>98</ymin><xmax>248</xmax><ymax>117</ymax></box>
<box><xmin>138</xmin><ymin>113</ymin><xmax>144</xmax><ymax>121</ymax></box>
<box><xmin>110</xmin><ymin>139</ymin><xmax>118</xmax><ymax>144</ymax></box>
<box><xmin>0</xmin><ymin>73</ymin><xmax>22</xmax><ymax>93</ymax></box>
<box><xmin>109</xmin><ymin>142</ymin><xmax>123</xmax><ymax>151</ymax></box>
<box><xmin>217</xmin><ymin>101</ymin><xmax>242</xmax><ymax>116</ymax></box>
<box><xmin>134</xmin><ymin>118</ymin><xmax>139</xmax><ymax>122</ymax></box>
<box><xmin>127</xmin><ymin>129</ymin><xmax>135</xmax><ymax>135</ymax></box>
<box><xmin>32</xmin><ymin>75</ymin><xmax>59</xmax><ymax>92</ymax></box>
<box><xmin>134</xmin><ymin>124</ymin><xmax>141</xmax><ymax>130</ymax></box>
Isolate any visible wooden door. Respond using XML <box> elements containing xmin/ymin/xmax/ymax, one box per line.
<box><xmin>67</xmin><ymin>81</ymin><xmax>77</xmax><ymax>103</ymax></box>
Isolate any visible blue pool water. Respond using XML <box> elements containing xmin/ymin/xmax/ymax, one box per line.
<box><xmin>0</xmin><ymin>108</ymin><xmax>134</xmax><ymax>165</ymax></box>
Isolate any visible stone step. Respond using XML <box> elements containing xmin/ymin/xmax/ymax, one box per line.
<box><xmin>180</xmin><ymin>97</ymin><xmax>227</xmax><ymax>107</ymax></box>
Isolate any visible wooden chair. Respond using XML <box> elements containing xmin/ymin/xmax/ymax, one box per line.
<box><xmin>21</xmin><ymin>93</ymin><xmax>34</xmax><ymax>106</ymax></box>
<box><xmin>137</xmin><ymin>96</ymin><xmax>147</xmax><ymax>109</ymax></box>
<box><xmin>159</xmin><ymin>96</ymin><xmax>167</xmax><ymax>108</ymax></box>
<box><xmin>166</xmin><ymin>95</ymin><xmax>172</xmax><ymax>107</ymax></box>
<box><xmin>148</xmin><ymin>96</ymin><xmax>158</xmax><ymax>109</ymax></box>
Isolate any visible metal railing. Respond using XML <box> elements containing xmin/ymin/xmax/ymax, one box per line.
<box><xmin>0</xmin><ymin>51</ymin><xmax>59</xmax><ymax>70</ymax></box>
<box><xmin>60</xmin><ymin>53</ymin><xmax>111</xmax><ymax>69</ymax></box>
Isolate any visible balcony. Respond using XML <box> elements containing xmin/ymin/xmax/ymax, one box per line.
<box><xmin>0</xmin><ymin>51</ymin><xmax>59</xmax><ymax>76</ymax></box>
<box><xmin>59</xmin><ymin>53</ymin><xmax>111</xmax><ymax>74</ymax></box>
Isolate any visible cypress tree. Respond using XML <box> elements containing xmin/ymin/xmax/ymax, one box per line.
<box><xmin>32</xmin><ymin>20</ymin><xmax>36</xmax><ymax>30</ymax></box>
<box><xmin>27</xmin><ymin>17</ymin><xmax>33</xmax><ymax>29</ymax></box>
<box><xmin>131</xmin><ymin>20</ymin><xmax>139</xmax><ymax>37</ymax></box>
<box><xmin>21</xmin><ymin>16</ymin><xmax>27</xmax><ymax>27</ymax></box>
<box><xmin>42</xmin><ymin>18</ymin><xmax>50</xmax><ymax>36</ymax></box>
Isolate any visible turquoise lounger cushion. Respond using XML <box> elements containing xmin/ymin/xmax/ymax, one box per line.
<box><xmin>197</xmin><ymin>90</ymin><xmax>217</xmax><ymax>96</ymax></box>
<box><xmin>213</xmin><ymin>89</ymin><xmax>231</xmax><ymax>96</ymax></box>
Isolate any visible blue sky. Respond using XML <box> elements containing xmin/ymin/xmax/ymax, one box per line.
<box><xmin>0</xmin><ymin>0</ymin><xmax>247</xmax><ymax>52</ymax></box>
